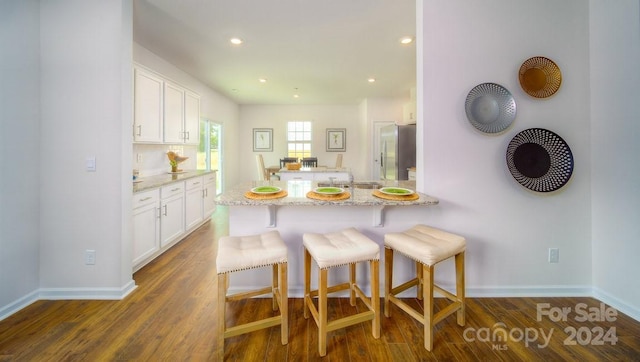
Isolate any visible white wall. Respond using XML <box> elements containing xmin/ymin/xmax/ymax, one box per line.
<box><xmin>239</xmin><ymin>105</ymin><xmax>363</xmax><ymax>180</ymax></box>
<box><xmin>132</xmin><ymin>43</ymin><xmax>240</xmax><ymax>186</ymax></box>
<box><xmin>420</xmin><ymin>0</ymin><xmax>593</xmax><ymax>295</ymax></box>
<box><xmin>590</xmin><ymin>0</ymin><xmax>640</xmax><ymax>320</ymax></box>
<box><xmin>0</xmin><ymin>0</ymin><xmax>41</xmax><ymax>316</ymax></box>
<box><xmin>38</xmin><ymin>0</ymin><xmax>134</xmax><ymax>293</ymax></box>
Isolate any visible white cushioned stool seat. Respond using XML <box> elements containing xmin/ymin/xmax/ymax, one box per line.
<box><xmin>303</xmin><ymin>227</ymin><xmax>380</xmax><ymax>356</ymax></box>
<box><xmin>216</xmin><ymin>230</ymin><xmax>288</xmax><ymax>274</ymax></box>
<box><xmin>384</xmin><ymin>224</ymin><xmax>466</xmax><ymax>266</ymax></box>
<box><xmin>303</xmin><ymin>227</ymin><xmax>380</xmax><ymax>269</ymax></box>
<box><xmin>216</xmin><ymin>231</ymin><xmax>288</xmax><ymax>360</ymax></box>
<box><xmin>384</xmin><ymin>224</ymin><xmax>466</xmax><ymax>352</ymax></box>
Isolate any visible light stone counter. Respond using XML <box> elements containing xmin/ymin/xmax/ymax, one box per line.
<box><xmin>133</xmin><ymin>170</ymin><xmax>216</xmax><ymax>193</ymax></box>
<box><xmin>216</xmin><ymin>180</ymin><xmax>438</xmax><ymax>207</ymax></box>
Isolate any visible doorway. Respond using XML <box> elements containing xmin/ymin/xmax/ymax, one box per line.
<box><xmin>198</xmin><ymin>119</ymin><xmax>223</xmax><ymax>195</ymax></box>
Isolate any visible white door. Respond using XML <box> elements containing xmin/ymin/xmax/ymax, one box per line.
<box><xmin>372</xmin><ymin>121</ymin><xmax>394</xmax><ymax>180</ymax></box>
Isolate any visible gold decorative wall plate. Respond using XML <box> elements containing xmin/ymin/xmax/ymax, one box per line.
<box><xmin>519</xmin><ymin>56</ymin><xmax>562</xmax><ymax>98</ymax></box>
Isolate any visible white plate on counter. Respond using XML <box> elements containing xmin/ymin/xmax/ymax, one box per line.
<box><xmin>251</xmin><ymin>186</ymin><xmax>282</xmax><ymax>194</ymax></box>
<box><xmin>378</xmin><ymin>187</ymin><xmax>414</xmax><ymax>196</ymax></box>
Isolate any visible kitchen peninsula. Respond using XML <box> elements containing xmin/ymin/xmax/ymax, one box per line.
<box><xmin>216</xmin><ymin>180</ymin><xmax>439</xmax><ymax>297</ymax></box>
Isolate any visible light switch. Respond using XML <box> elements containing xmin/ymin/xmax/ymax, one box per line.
<box><xmin>86</xmin><ymin>157</ymin><xmax>96</xmax><ymax>172</ymax></box>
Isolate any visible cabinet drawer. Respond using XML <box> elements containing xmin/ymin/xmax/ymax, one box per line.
<box><xmin>161</xmin><ymin>181</ymin><xmax>185</xmax><ymax>199</ymax></box>
<box><xmin>133</xmin><ymin>189</ymin><xmax>159</xmax><ymax>209</ymax></box>
<box><xmin>203</xmin><ymin>172</ymin><xmax>216</xmax><ymax>185</ymax></box>
<box><xmin>185</xmin><ymin>176</ymin><xmax>203</xmax><ymax>191</ymax></box>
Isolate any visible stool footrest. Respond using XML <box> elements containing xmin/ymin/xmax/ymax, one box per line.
<box><xmin>390</xmin><ymin>278</ymin><xmax>419</xmax><ymax>296</ymax></box>
<box><xmin>388</xmin><ymin>295</ymin><xmax>425</xmax><ymax>323</ymax></box>
<box><xmin>307</xmin><ymin>282</ymin><xmax>351</xmax><ymax>299</ymax></box>
<box><xmin>433</xmin><ymin>301</ymin><xmax>462</xmax><ymax>325</ymax></box>
<box><xmin>434</xmin><ymin>285</ymin><xmax>457</xmax><ymax>303</ymax></box>
<box><xmin>224</xmin><ymin>316</ymin><xmax>282</xmax><ymax>338</ymax></box>
<box><xmin>327</xmin><ymin>310</ymin><xmax>374</xmax><ymax>332</ymax></box>
<box><xmin>226</xmin><ymin>286</ymin><xmax>272</xmax><ymax>301</ymax></box>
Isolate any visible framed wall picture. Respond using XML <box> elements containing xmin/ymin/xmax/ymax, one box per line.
<box><xmin>326</xmin><ymin>128</ymin><xmax>346</xmax><ymax>152</ymax></box>
<box><xmin>253</xmin><ymin>128</ymin><xmax>273</xmax><ymax>152</ymax></box>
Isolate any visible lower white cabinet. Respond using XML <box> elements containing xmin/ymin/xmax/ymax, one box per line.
<box><xmin>203</xmin><ymin>173</ymin><xmax>217</xmax><ymax>217</ymax></box>
<box><xmin>185</xmin><ymin>177</ymin><xmax>204</xmax><ymax>231</ymax></box>
<box><xmin>160</xmin><ymin>182</ymin><xmax>185</xmax><ymax>247</ymax></box>
<box><xmin>132</xmin><ymin>189</ymin><xmax>160</xmax><ymax>266</ymax></box>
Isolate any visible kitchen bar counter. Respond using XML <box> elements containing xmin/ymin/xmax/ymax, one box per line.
<box><xmin>216</xmin><ymin>180</ymin><xmax>438</xmax><ymax>207</ymax></box>
<box><xmin>217</xmin><ymin>180</ymin><xmax>440</xmax><ymax>297</ymax></box>
<box><xmin>133</xmin><ymin>170</ymin><xmax>215</xmax><ymax>193</ymax></box>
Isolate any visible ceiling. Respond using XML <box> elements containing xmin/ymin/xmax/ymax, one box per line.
<box><xmin>132</xmin><ymin>0</ymin><xmax>417</xmax><ymax>105</ymax></box>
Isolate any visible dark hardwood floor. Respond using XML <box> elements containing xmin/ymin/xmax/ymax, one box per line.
<box><xmin>1</xmin><ymin>206</ymin><xmax>639</xmax><ymax>361</ymax></box>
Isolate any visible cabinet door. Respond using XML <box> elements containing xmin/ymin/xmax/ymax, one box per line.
<box><xmin>184</xmin><ymin>91</ymin><xmax>200</xmax><ymax>145</ymax></box>
<box><xmin>133</xmin><ymin>202</ymin><xmax>160</xmax><ymax>266</ymax></box>
<box><xmin>163</xmin><ymin>82</ymin><xmax>185</xmax><ymax>143</ymax></box>
<box><xmin>160</xmin><ymin>194</ymin><xmax>185</xmax><ymax>247</ymax></box>
<box><xmin>134</xmin><ymin>68</ymin><xmax>163</xmax><ymax>143</ymax></box>
<box><xmin>185</xmin><ymin>180</ymin><xmax>204</xmax><ymax>230</ymax></box>
<box><xmin>203</xmin><ymin>180</ymin><xmax>216</xmax><ymax>217</ymax></box>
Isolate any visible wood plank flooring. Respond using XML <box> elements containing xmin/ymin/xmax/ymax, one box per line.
<box><xmin>1</xmin><ymin>206</ymin><xmax>639</xmax><ymax>361</ymax></box>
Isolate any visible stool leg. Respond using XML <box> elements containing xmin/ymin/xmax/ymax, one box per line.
<box><xmin>384</xmin><ymin>247</ymin><xmax>393</xmax><ymax>318</ymax></box>
<box><xmin>349</xmin><ymin>263</ymin><xmax>356</xmax><ymax>306</ymax></box>
<box><xmin>272</xmin><ymin>264</ymin><xmax>278</xmax><ymax>311</ymax></box>
<box><xmin>280</xmin><ymin>262</ymin><xmax>289</xmax><ymax>345</ymax></box>
<box><xmin>304</xmin><ymin>247</ymin><xmax>311</xmax><ymax>319</ymax></box>
<box><xmin>217</xmin><ymin>273</ymin><xmax>227</xmax><ymax>361</ymax></box>
<box><xmin>416</xmin><ymin>260</ymin><xmax>424</xmax><ymax>301</ymax></box>
<box><xmin>456</xmin><ymin>251</ymin><xmax>466</xmax><ymax>326</ymax></box>
<box><xmin>423</xmin><ymin>264</ymin><xmax>434</xmax><ymax>351</ymax></box>
<box><xmin>371</xmin><ymin>259</ymin><xmax>380</xmax><ymax>338</ymax></box>
<box><xmin>319</xmin><ymin>268</ymin><xmax>328</xmax><ymax>357</ymax></box>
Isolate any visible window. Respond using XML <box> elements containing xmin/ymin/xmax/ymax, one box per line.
<box><xmin>197</xmin><ymin>119</ymin><xmax>223</xmax><ymax>195</ymax></box>
<box><xmin>287</xmin><ymin>121</ymin><xmax>312</xmax><ymax>159</ymax></box>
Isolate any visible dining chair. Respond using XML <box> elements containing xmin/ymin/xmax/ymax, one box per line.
<box><xmin>256</xmin><ymin>154</ymin><xmax>269</xmax><ymax>180</ymax></box>
<box><xmin>301</xmin><ymin>157</ymin><xmax>318</xmax><ymax>168</ymax></box>
<box><xmin>335</xmin><ymin>154</ymin><xmax>343</xmax><ymax>168</ymax></box>
<box><xmin>280</xmin><ymin>157</ymin><xmax>298</xmax><ymax>169</ymax></box>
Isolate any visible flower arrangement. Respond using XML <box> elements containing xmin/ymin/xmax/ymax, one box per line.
<box><xmin>167</xmin><ymin>151</ymin><xmax>188</xmax><ymax>172</ymax></box>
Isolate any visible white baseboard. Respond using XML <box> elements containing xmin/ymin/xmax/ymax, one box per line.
<box><xmin>0</xmin><ymin>280</ymin><xmax>137</xmax><ymax>322</ymax></box>
<box><xmin>593</xmin><ymin>287</ymin><xmax>640</xmax><ymax>322</ymax></box>
<box><xmin>0</xmin><ymin>290</ymin><xmax>40</xmax><ymax>322</ymax></box>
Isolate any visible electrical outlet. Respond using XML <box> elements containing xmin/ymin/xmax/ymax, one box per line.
<box><xmin>85</xmin><ymin>250</ymin><xmax>96</xmax><ymax>265</ymax></box>
<box><xmin>548</xmin><ymin>248</ymin><xmax>559</xmax><ymax>263</ymax></box>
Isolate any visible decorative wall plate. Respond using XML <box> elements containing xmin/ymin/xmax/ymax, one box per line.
<box><xmin>465</xmin><ymin>83</ymin><xmax>517</xmax><ymax>133</ymax></box>
<box><xmin>519</xmin><ymin>56</ymin><xmax>562</xmax><ymax>98</ymax></box>
<box><xmin>506</xmin><ymin>128</ymin><xmax>574</xmax><ymax>192</ymax></box>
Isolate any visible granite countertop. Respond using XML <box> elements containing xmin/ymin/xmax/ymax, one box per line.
<box><xmin>133</xmin><ymin>170</ymin><xmax>216</xmax><ymax>193</ymax></box>
<box><xmin>216</xmin><ymin>180</ymin><xmax>438</xmax><ymax>207</ymax></box>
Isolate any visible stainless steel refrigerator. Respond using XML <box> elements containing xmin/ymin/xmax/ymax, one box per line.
<box><xmin>380</xmin><ymin>124</ymin><xmax>416</xmax><ymax>180</ymax></box>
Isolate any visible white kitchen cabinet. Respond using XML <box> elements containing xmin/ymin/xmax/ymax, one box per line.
<box><xmin>132</xmin><ymin>189</ymin><xmax>160</xmax><ymax>267</ymax></box>
<box><xmin>279</xmin><ymin>170</ymin><xmax>351</xmax><ymax>182</ymax></box>
<box><xmin>185</xmin><ymin>176</ymin><xmax>204</xmax><ymax>231</ymax></box>
<box><xmin>203</xmin><ymin>172</ymin><xmax>217</xmax><ymax>217</ymax></box>
<box><xmin>133</xmin><ymin>67</ymin><xmax>163</xmax><ymax>143</ymax></box>
<box><xmin>160</xmin><ymin>182</ymin><xmax>185</xmax><ymax>247</ymax></box>
<box><xmin>184</xmin><ymin>91</ymin><xmax>201</xmax><ymax>145</ymax></box>
<box><xmin>163</xmin><ymin>81</ymin><xmax>186</xmax><ymax>144</ymax></box>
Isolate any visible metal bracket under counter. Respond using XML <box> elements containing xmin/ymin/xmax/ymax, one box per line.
<box><xmin>264</xmin><ymin>204</ymin><xmax>386</xmax><ymax>228</ymax></box>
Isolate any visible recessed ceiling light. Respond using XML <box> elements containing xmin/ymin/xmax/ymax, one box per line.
<box><xmin>230</xmin><ymin>37</ymin><xmax>243</xmax><ymax>45</ymax></box>
<box><xmin>368</xmin><ymin>78</ymin><xmax>376</xmax><ymax>83</ymax></box>
<box><xmin>259</xmin><ymin>78</ymin><xmax>267</xmax><ymax>83</ymax></box>
<box><xmin>293</xmin><ymin>94</ymin><xmax>299</xmax><ymax>98</ymax></box>
<box><xmin>400</xmin><ymin>36</ymin><xmax>413</xmax><ymax>45</ymax></box>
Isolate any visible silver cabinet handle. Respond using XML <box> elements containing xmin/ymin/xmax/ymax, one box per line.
<box><xmin>138</xmin><ymin>196</ymin><xmax>152</xmax><ymax>202</ymax></box>
<box><xmin>171</xmin><ymin>188</ymin><xmax>180</xmax><ymax>192</ymax></box>
<box><xmin>156</xmin><ymin>207</ymin><xmax>161</xmax><ymax>219</ymax></box>
<box><xmin>163</xmin><ymin>204</ymin><xmax>168</xmax><ymax>216</ymax></box>
<box><xmin>136</xmin><ymin>125</ymin><xmax>142</xmax><ymax>136</ymax></box>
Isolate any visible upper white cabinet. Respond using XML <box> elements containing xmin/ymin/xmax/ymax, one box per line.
<box><xmin>133</xmin><ymin>68</ymin><xmax>164</xmax><ymax>143</ymax></box>
<box><xmin>134</xmin><ymin>65</ymin><xmax>200</xmax><ymax>144</ymax></box>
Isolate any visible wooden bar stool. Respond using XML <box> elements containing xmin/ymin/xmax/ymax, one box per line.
<box><xmin>303</xmin><ymin>228</ymin><xmax>380</xmax><ymax>356</ymax></box>
<box><xmin>216</xmin><ymin>231</ymin><xmax>288</xmax><ymax>360</ymax></box>
<box><xmin>384</xmin><ymin>224</ymin><xmax>466</xmax><ymax>351</ymax></box>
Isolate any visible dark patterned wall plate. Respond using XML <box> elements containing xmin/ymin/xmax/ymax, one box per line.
<box><xmin>506</xmin><ymin>128</ymin><xmax>574</xmax><ymax>192</ymax></box>
<box><xmin>519</xmin><ymin>56</ymin><xmax>562</xmax><ymax>98</ymax></box>
<box><xmin>465</xmin><ymin>83</ymin><xmax>516</xmax><ymax>134</ymax></box>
